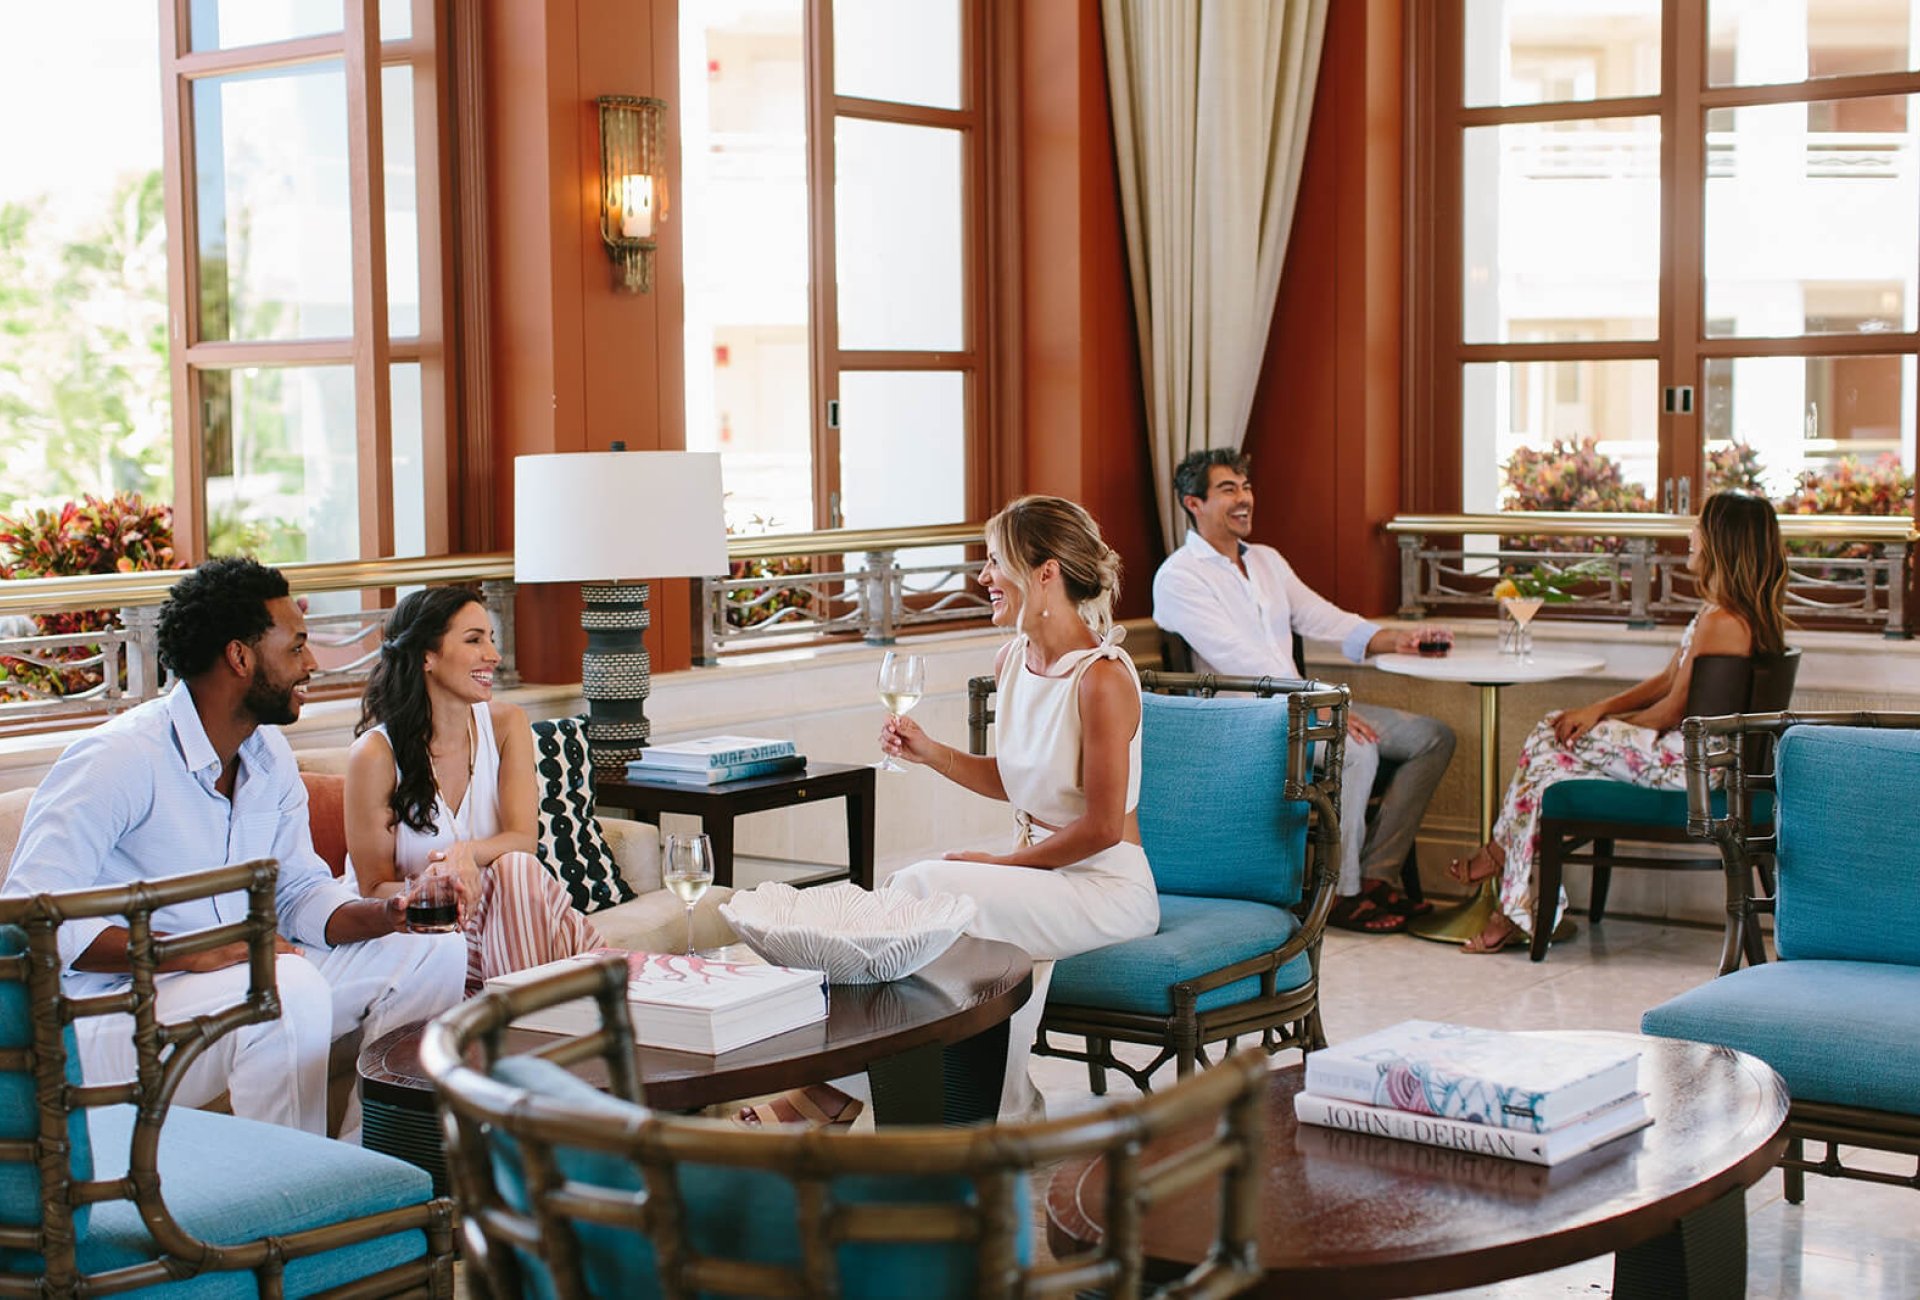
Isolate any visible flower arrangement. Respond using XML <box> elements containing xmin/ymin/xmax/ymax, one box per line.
<box><xmin>1490</xmin><ymin>558</ymin><xmax>1611</xmax><ymax>604</ymax></box>
<box><xmin>0</xmin><ymin>492</ymin><xmax>181</xmax><ymax>698</ymax></box>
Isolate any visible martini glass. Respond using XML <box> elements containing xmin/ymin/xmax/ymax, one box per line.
<box><xmin>1501</xmin><ymin>597</ymin><xmax>1544</xmax><ymax>660</ymax></box>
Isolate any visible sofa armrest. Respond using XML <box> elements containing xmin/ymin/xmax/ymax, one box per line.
<box><xmin>599</xmin><ymin>817</ymin><xmax>662</xmax><ymax>894</ymax></box>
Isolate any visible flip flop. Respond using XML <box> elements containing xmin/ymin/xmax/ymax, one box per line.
<box><xmin>735</xmin><ymin>1084</ymin><xmax>864</xmax><ymax>1131</ymax></box>
<box><xmin>1462</xmin><ymin>915</ymin><xmax>1523</xmax><ymax>954</ymax></box>
<box><xmin>1328</xmin><ymin>893</ymin><xmax>1410</xmax><ymax>935</ymax></box>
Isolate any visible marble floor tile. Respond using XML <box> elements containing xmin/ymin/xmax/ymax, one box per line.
<box><xmin>1027</xmin><ymin>916</ymin><xmax>1919</xmax><ymax>1298</ymax></box>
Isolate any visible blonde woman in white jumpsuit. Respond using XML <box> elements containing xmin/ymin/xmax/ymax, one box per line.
<box><xmin>883</xmin><ymin>495</ymin><xmax>1160</xmax><ymax>1117</ymax></box>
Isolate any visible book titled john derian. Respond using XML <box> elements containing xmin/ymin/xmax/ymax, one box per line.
<box><xmin>485</xmin><ymin>949</ymin><xmax>827</xmax><ymax>1055</ymax></box>
<box><xmin>1303</xmin><ymin>1020</ymin><xmax>1643</xmax><ymax>1134</ymax></box>
<box><xmin>1293</xmin><ymin>1092</ymin><xmax>1652</xmax><ymax>1167</ymax></box>
<box><xmin>630</xmin><ymin>735</ymin><xmax>797</xmax><ymax>771</ymax></box>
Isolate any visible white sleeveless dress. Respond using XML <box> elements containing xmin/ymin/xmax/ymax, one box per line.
<box><xmin>888</xmin><ymin>628</ymin><xmax>1161</xmax><ymax>1115</ymax></box>
<box><xmin>351</xmin><ymin>702</ymin><xmax>601</xmax><ymax>990</ymax></box>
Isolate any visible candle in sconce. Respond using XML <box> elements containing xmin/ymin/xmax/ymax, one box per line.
<box><xmin>621</xmin><ymin>174</ymin><xmax>654</xmax><ymax>239</ymax></box>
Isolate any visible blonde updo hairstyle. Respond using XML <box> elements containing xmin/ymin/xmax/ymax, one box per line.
<box><xmin>985</xmin><ymin>495</ymin><xmax>1123</xmax><ymax>637</ymax></box>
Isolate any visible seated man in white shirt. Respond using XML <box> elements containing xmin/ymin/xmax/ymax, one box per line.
<box><xmin>1152</xmin><ymin>449</ymin><xmax>1456</xmax><ymax>934</ymax></box>
<box><xmin>2</xmin><ymin>557</ymin><xmax>466</xmax><ymax>1136</ymax></box>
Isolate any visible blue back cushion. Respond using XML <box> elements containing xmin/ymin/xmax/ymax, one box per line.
<box><xmin>0</xmin><ymin>925</ymin><xmax>92</xmax><ymax>1239</ymax></box>
<box><xmin>1137</xmin><ymin>693</ymin><xmax>1311</xmax><ymax>907</ymax></box>
<box><xmin>1775</xmin><ymin>726</ymin><xmax>1920</xmax><ymax>966</ymax></box>
<box><xmin>487</xmin><ymin>1057</ymin><xmax>1026</xmax><ymax>1299</ymax></box>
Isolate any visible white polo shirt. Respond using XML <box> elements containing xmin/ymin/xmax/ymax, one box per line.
<box><xmin>1151</xmin><ymin>529</ymin><xmax>1380</xmax><ymax>677</ymax></box>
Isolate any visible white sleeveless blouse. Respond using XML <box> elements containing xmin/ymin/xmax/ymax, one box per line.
<box><xmin>994</xmin><ymin>628</ymin><xmax>1143</xmax><ymax>827</ymax></box>
<box><xmin>352</xmin><ymin>701</ymin><xmax>503</xmax><ymax>885</ymax></box>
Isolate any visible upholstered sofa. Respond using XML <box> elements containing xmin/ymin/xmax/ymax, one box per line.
<box><xmin>0</xmin><ymin>742</ymin><xmax>736</xmax><ymax>1130</ymax></box>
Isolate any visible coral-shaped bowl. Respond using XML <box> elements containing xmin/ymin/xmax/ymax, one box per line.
<box><xmin>719</xmin><ymin>882</ymin><xmax>977</xmax><ymax>985</ymax></box>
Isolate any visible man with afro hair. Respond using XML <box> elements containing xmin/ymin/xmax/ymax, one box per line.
<box><xmin>3</xmin><ymin>557</ymin><xmax>465</xmax><ymax>1138</ymax></box>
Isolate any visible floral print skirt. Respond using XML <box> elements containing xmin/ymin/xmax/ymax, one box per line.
<box><xmin>1490</xmin><ymin>717</ymin><xmax>1687</xmax><ymax>934</ymax></box>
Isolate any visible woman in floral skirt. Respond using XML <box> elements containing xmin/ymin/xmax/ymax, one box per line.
<box><xmin>1447</xmin><ymin>490</ymin><xmax>1789</xmax><ymax>953</ymax></box>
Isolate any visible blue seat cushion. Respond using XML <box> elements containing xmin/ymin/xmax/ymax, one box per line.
<box><xmin>0</xmin><ymin>924</ymin><xmax>92</xmax><ymax>1238</ymax></box>
<box><xmin>1049</xmin><ymin>895</ymin><xmax>1309</xmax><ymax>1016</ymax></box>
<box><xmin>1138</xmin><ymin>693</ymin><xmax>1311</xmax><ymax>908</ymax></box>
<box><xmin>1540</xmin><ymin>781</ymin><xmax>1772</xmax><ymax>828</ymax></box>
<box><xmin>488</xmin><ymin>1057</ymin><xmax>1028</xmax><ymax>1300</ymax></box>
<box><xmin>1642</xmin><ymin>960</ymin><xmax>1920</xmax><ymax>1116</ymax></box>
<box><xmin>1774</xmin><ymin>726</ymin><xmax>1920</xmax><ymax>966</ymax></box>
<box><xmin>0</xmin><ymin>1105</ymin><xmax>433</xmax><ymax>1296</ymax></box>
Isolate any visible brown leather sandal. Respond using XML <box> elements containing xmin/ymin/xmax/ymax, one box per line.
<box><xmin>734</xmin><ymin>1084</ymin><xmax>864</xmax><ymax>1130</ymax></box>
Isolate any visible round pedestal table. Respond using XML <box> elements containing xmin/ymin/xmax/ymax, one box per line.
<box><xmin>1373</xmin><ymin>649</ymin><xmax>1605</xmax><ymax>944</ymax></box>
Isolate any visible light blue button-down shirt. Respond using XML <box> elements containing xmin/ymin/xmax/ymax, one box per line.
<box><xmin>2</xmin><ymin>684</ymin><xmax>360</xmax><ymax>994</ymax></box>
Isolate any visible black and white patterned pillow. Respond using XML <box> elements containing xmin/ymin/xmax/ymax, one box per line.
<box><xmin>531</xmin><ymin>717</ymin><xmax>634</xmax><ymax>914</ymax></box>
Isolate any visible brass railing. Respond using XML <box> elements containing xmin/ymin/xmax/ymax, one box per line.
<box><xmin>1387</xmin><ymin>513</ymin><xmax>1916</xmax><ymax>637</ymax></box>
<box><xmin>698</xmin><ymin>523</ymin><xmax>988</xmax><ymax>663</ymax></box>
<box><xmin>0</xmin><ymin>527</ymin><xmax>995</xmax><ymax>734</ymax></box>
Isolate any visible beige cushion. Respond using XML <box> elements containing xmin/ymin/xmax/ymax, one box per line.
<box><xmin>294</xmin><ymin>746</ymin><xmax>353</xmax><ymax>776</ymax></box>
<box><xmin>592</xmin><ymin>885</ymin><xmax>738</xmax><ymax>953</ymax></box>
<box><xmin>600</xmin><ymin>817</ymin><xmax>662</xmax><ymax>893</ymax></box>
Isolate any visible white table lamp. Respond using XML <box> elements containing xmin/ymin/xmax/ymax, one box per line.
<box><xmin>515</xmin><ymin>448</ymin><xmax>728</xmax><ymax>768</ymax></box>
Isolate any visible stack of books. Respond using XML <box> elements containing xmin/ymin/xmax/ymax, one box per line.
<box><xmin>486</xmin><ymin>949</ymin><xmax>828</xmax><ymax>1054</ymax></box>
<box><xmin>625</xmin><ymin>735</ymin><xmax>803</xmax><ymax>786</ymax></box>
<box><xmin>1294</xmin><ymin>1020</ymin><xmax>1652</xmax><ymax>1166</ymax></box>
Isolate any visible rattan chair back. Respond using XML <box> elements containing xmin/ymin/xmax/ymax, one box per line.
<box><xmin>421</xmin><ymin>955</ymin><xmax>1270</xmax><ymax>1300</ymax></box>
<box><xmin>0</xmin><ymin>860</ymin><xmax>454</xmax><ymax>1298</ymax></box>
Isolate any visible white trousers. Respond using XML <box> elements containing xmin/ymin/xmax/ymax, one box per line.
<box><xmin>75</xmin><ymin>931</ymin><xmax>466</xmax><ymax>1138</ymax></box>
<box><xmin>889</xmin><ymin>839</ymin><xmax>1158</xmax><ymax>1115</ymax></box>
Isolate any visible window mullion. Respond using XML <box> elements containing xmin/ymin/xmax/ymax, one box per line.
<box><xmin>1663</xmin><ymin>0</ymin><xmax>1708</xmax><ymax>503</ymax></box>
<box><xmin>806</xmin><ymin>0</ymin><xmax>841</xmax><ymax>531</ymax></box>
<box><xmin>345</xmin><ymin>0</ymin><xmax>394</xmax><ymax>561</ymax></box>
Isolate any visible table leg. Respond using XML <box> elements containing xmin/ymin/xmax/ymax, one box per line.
<box><xmin>867</xmin><ymin>1019</ymin><xmax>1010</xmax><ymax>1127</ymax></box>
<box><xmin>846</xmin><ymin>783</ymin><xmax>875</xmax><ymax>890</ymax></box>
<box><xmin>1409</xmin><ymin>684</ymin><xmax>1504</xmax><ymax>943</ymax></box>
<box><xmin>1613</xmin><ymin>1187</ymin><xmax>1747</xmax><ymax>1299</ymax></box>
<box><xmin>706</xmin><ymin>816</ymin><xmax>735</xmax><ymax>888</ymax></box>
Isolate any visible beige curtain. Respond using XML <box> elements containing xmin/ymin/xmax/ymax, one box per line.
<box><xmin>1103</xmin><ymin>0</ymin><xmax>1329</xmax><ymax>552</ymax></box>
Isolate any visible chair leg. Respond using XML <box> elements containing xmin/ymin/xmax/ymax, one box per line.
<box><xmin>1173</xmin><ymin>1024</ymin><xmax>1199</xmax><ymax>1077</ymax></box>
<box><xmin>1086</xmin><ymin>1038</ymin><xmax>1108</xmax><ymax>1097</ymax></box>
<box><xmin>1589</xmin><ymin>847</ymin><xmax>1615</xmax><ymax>923</ymax></box>
<box><xmin>1532</xmin><ymin>830</ymin><xmax>1562</xmax><ymax>962</ymax></box>
<box><xmin>1399</xmin><ymin>843</ymin><xmax>1424</xmax><ymax>905</ymax></box>
<box><xmin>1784</xmin><ymin>1136</ymin><xmax>1806</xmax><ymax>1204</ymax></box>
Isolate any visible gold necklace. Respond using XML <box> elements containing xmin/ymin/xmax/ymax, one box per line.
<box><xmin>430</xmin><ymin>709</ymin><xmax>478</xmax><ymax>814</ymax></box>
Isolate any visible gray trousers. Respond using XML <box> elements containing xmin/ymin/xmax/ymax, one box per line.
<box><xmin>1319</xmin><ymin>704</ymin><xmax>1456</xmax><ymax>897</ymax></box>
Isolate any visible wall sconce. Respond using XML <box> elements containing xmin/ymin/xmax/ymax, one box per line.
<box><xmin>597</xmin><ymin>95</ymin><xmax>669</xmax><ymax>293</ymax></box>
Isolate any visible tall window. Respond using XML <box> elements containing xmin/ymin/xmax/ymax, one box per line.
<box><xmin>680</xmin><ymin>0</ymin><xmax>989</xmax><ymax>535</ymax></box>
<box><xmin>163</xmin><ymin>0</ymin><xmax>450</xmax><ymax>567</ymax></box>
<box><xmin>1415</xmin><ymin>0</ymin><xmax>1920</xmax><ymax>521</ymax></box>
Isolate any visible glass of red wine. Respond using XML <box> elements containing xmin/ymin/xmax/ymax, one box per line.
<box><xmin>406</xmin><ymin>872</ymin><xmax>459</xmax><ymax>933</ymax></box>
<box><xmin>1416</xmin><ymin>627</ymin><xmax>1454</xmax><ymax>658</ymax></box>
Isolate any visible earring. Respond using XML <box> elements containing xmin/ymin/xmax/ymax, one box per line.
<box><xmin>1042</xmin><ymin>607</ymin><xmax>1051</xmax><ymax>619</ymax></box>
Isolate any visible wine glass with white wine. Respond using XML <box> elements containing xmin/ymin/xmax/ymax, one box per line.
<box><xmin>663</xmin><ymin>832</ymin><xmax>715</xmax><ymax>956</ymax></box>
<box><xmin>875</xmin><ymin>650</ymin><xmax>926</xmax><ymax>773</ymax></box>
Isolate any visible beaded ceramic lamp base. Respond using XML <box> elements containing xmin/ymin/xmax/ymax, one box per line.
<box><xmin>579</xmin><ymin>581</ymin><xmax>653</xmax><ymax>771</ymax></box>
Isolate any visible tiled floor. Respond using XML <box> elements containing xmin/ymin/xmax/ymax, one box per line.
<box><xmin>1028</xmin><ymin>914</ymin><xmax>1920</xmax><ymax>1299</ymax></box>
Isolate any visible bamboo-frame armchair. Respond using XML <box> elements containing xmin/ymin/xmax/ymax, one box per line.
<box><xmin>967</xmin><ymin>669</ymin><xmax>1348</xmax><ymax>1092</ymax></box>
<box><xmin>0</xmin><ymin>859</ymin><xmax>455</xmax><ymax>1298</ymax></box>
<box><xmin>421</xmin><ymin>955</ymin><xmax>1271</xmax><ymax>1300</ymax></box>
<box><xmin>1646</xmin><ymin>710</ymin><xmax>1920</xmax><ymax>1203</ymax></box>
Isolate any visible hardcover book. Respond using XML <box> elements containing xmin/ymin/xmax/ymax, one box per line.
<box><xmin>633</xmin><ymin>735</ymin><xmax>797</xmax><ymax>770</ymax></box>
<box><xmin>1293</xmin><ymin>1090</ymin><xmax>1653</xmax><ymax>1167</ymax></box>
<box><xmin>485</xmin><ymin>949</ymin><xmax>827</xmax><ymax>1055</ymax></box>
<box><xmin>1303</xmin><ymin>1021</ymin><xmax>1641</xmax><ymax>1134</ymax></box>
<box><xmin>623</xmin><ymin>754</ymin><xmax>805</xmax><ymax>786</ymax></box>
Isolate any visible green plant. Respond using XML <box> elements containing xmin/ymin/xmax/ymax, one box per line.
<box><xmin>0</xmin><ymin>492</ymin><xmax>181</xmax><ymax>697</ymax></box>
<box><xmin>723</xmin><ymin>512</ymin><xmax>815</xmax><ymax>631</ymax></box>
<box><xmin>1492</xmin><ymin>558</ymin><xmax>1611</xmax><ymax>603</ymax></box>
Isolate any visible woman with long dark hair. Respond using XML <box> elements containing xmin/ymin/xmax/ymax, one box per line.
<box><xmin>1448</xmin><ymin>490</ymin><xmax>1791</xmax><ymax>953</ymax></box>
<box><xmin>346</xmin><ymin>587</ymin><xmax>601</xmax><ymax>990</ymax></box>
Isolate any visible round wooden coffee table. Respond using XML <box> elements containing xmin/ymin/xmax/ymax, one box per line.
<box><xmin>361</xmin><ymin>937</ymin><xmax>1032</xmax><ymax>1191</ymax></box>
<box><xmin>1047</xmin><ymin>1032</ymin><xmax>1787</xmax><ymax>1299</ymax></box>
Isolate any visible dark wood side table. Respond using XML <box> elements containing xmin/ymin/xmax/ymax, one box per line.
<box><xmin>360</xmin><ymin>937</ymin><xmax>1032</xmax><ymax>1192</ymax></box>
<box><xmin>595</xmin><ymin>760</ymin><xmax>876</xmax><ymax>889</ymax></box>
<box><xmin>1048</xmin><ymin>1032</ymin><xmax>1788</xmax><ymax>1299</ymax></box>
